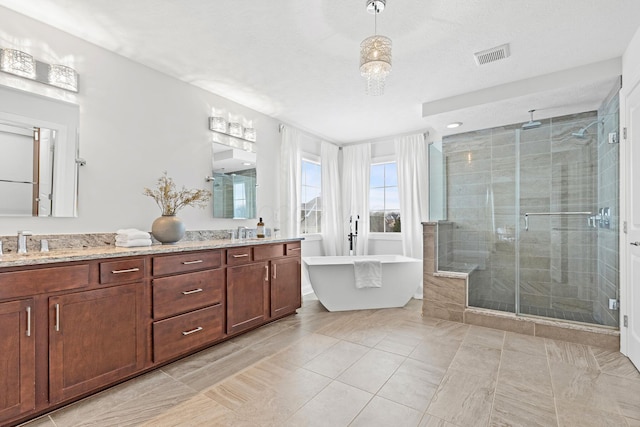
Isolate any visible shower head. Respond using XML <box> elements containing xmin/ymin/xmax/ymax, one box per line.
<box><xmin>571</xmin><ymin>120</ymin><xmax>601</xmax><ymax>139</ymax></box>
<box><xmin>522</xmin><ymin>109</ymin><xmax>541</xmax><ymax>130</ymax></box>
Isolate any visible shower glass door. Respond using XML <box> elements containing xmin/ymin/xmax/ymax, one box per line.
<box><xmin>516</xmin><ymin>110</ymin><xmax>618</xmax><ymax>326</ymax></box>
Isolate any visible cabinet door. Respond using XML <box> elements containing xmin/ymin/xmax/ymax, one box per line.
<box><xmin>0</xmin><ymin>299</ymin><xmax>35</xmax><ymax>423</ymax></box>
<box><xmin>49</xmin><ymin>284</ymin><xmax>144</xmax><ymax>403</ymax></box>
<box><xmin>270</xmin><ymin>257</ymin><xmax>301</xmax><ymax>318</ymax></box>
<box><xmin>227</xmin><ymin>262</ymin><xmax>269</xmax><ymax>335</ymax></box>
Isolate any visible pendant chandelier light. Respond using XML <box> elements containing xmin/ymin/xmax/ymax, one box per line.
<box><xmin>360</xmin><ymin>0</ymin><xmax>392</xmax><ymax>96</ymax></box>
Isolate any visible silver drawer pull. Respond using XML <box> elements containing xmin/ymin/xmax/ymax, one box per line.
<box><xmin>55</xmin><ymin>303</ymin><xmax>60</xmax><ymax>332</ymax></box>
<box><xmin>289</xmin><ymin>247</ymin><xmax>301</xmax><ymax>251</ymax></box>
<box><xmin>182</xmin><ymin>326</ymin><xmax>203</xmax><ymax>336</ymax></box>
<box><xmin>232</xmin><ymin>253</ymin><xmax>249</xmax><ymax>258</ymax></box>
<box><xmin>111</xmin><ymin>267</ymin><xmax>140</xmax><ymax>274</ymax></box>
<box><xmin>26</xmin><ymin>306</ymin><xmax>32</xmax><ymax>337</ymax></box>
<box><xmin>182</xmin><ymin>260</ymin><xmax>204</xmax><ymax>265</ymax></box>
<box><xmin>182</xmin><ymin>288</ymin><xmax>203</xmax><ymax>295</ymax></box>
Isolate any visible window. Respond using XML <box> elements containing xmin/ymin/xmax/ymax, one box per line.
<box><xmin>370</xmin><ymin>162</ymin><xmax>400</xmax><ymax>232</ymax></box>
<box><xmin>301</xmin><ymin>159</ymin><xmax>321</xmax><ymax>234</ymax></box>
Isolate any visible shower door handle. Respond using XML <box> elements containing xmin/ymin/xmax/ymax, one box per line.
<box><xmin>631</xmin><ymin>242</ymin><xmax>640</xmax><ymax>246</ymax></box>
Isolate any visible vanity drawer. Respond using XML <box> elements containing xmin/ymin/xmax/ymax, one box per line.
<box><xmin>0</xmin><ymin>264</ymin><xmax>89</xmax><ymax>299</ymax></box>
<box><xmin>152</xmin><ymin>269</ymin><xmax>224</xmax><ymax>319</ymax></box>
<box><xmin>254</xmin><ymin>244</ymin><xmax>285</xmax><ymax>261</ymax></box>
<box><xmin>285</xmin><ymin>242</ymin><xmax>301</xmax><ymax>256</ymax></box>
<box><xmin>226</xmin><ymin>247</ymin><xmax>253</xmax><ymax>266</ymax></box>
<box><xmin>153</xmin><ymin>251</ymin><xmax>222</xmax><ymax>276</ymax></box>
<box><xmin>153</xmin><ymin>304</ymin><xmax>224</xmax><ymax>362</ymax></box>
<box><xmin>99</xmin><ymin>258</ymin><xmax>146</xmax><ymax>285</ymax></box>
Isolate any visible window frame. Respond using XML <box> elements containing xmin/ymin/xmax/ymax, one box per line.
<box><xmin>369</xmin><ymin>158</ymin><xmax>401</xmax><ymax>234</ymax></box>
<box><xmin>300</xmin><ymin>154</ymin><xmax>322</xmax><ymax>235</ymax></box>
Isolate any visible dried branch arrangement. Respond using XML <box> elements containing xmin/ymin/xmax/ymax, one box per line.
<box><xmin>143</xmin><ymin>171</ymin><xmax>211</xmax><ymax>215</ymax></box>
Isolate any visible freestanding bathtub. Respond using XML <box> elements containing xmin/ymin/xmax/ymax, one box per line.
<box><xmin>303</xmin><ymin>255</ymin><xmax>422</xmax><ymax>312</ymax></box>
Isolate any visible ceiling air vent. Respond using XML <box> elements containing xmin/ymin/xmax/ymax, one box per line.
<box><xmin>474</xmin><ymin>43</ymin><xmax>510</xmax><ymax>66</ymax></box>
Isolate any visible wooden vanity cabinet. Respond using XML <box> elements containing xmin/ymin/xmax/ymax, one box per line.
<box><xmin>48</xmin><ymin>283</ymin><xmax>144</xmax><ymax>403</ymax></box>
<box><xmin>0</xmin><ymin>299</ymin><xmax>35</xmax><ymax>423</ymax></box>
<box><xmin>0</xmin><ymin>240</ymin><xmax>301</xmax><ymax>427</ymax></box>
<box><xmin>151</xmin><ymin>251</ymin><xmax>225</xmax><ymax>363</ymax></box>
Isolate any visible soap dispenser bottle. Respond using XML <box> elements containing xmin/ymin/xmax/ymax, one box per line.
<box><xmin>257</xmin><ymin>217</ymin><xmax>265</xmax><ymax>238</ymax></box>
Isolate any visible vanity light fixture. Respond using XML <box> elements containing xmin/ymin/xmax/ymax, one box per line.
<box><xmin>208</xmin><ymin>113</ymin><xmax>257</xmax><ymax>150</ymax></box>
<box><xmin>0</xmin><ymin>47</ymin><xmax>79</xmax><ymax>92</ymax></box>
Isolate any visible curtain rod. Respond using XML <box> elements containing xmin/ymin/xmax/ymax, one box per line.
<box><xmin>339</xmin><ymin>130</ymin><xmax>430</xmax><ymax>148</ymax></box>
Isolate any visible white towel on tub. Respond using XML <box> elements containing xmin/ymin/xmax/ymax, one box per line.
<box><xmin>353</xmin><ymin>259</ymin><xmax>382</xmax><ymax>288</ymax></box>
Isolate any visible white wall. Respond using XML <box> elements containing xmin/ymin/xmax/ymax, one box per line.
<box><xmin>0</xmin><ymin>6</ymin><xmax>286</xmax><ymax>236</ymax></box>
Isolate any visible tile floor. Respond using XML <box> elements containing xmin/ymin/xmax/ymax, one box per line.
<box><xmin>21</xmin><ymin>296</ymin><xmax>640</xmax><ymax>427</ymax></box>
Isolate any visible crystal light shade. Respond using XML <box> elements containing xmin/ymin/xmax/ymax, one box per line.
<box><xmin>0</xmin><ymin>48</ymin><xmax>36</xmax><ymax>79</ymax></box>
<box><xmin>209</xmin><ymin>116</ymin><xmax>228</xmax><ymax>133</ymax></box>
<box><xmin>228</xmin><ymin>122</ymin><xmax>244</xmax><ymax>138</ymax></box>
<box><xmin>243</xmin><ymin>127</ymin><xmax>256</xmax><ymax>142</ymax></box>
<box><xmin>360</xmin><ymin>35</ymin><xmax>392</xmax><ymax>96</ymax></box>
<box><xmin>48</xmin><ymin>64</ymin><xmax>78</xmax><ymax>92</ymax></box>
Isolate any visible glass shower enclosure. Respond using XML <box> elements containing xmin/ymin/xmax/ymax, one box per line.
<box><xmin>430</xmin><ymin>89</ymin><xmax>620</xmax><ymax>327</ymax></box>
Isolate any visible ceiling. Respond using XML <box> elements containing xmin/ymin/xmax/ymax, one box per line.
<box><xmin>1</xmin><ymin>0</ymin><xmax>639</xmax><ymax>144</ymax></box>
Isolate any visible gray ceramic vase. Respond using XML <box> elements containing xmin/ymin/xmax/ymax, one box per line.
<box><xmin>151</xmin><ymin>215</ymin><xmax>186</xmax><ymax>244</ymax></box>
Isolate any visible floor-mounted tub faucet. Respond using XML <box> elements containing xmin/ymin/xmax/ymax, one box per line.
<box><xmin>348</xmin><ymin>215</ymin><xmax>359</xmax><ymax>256</ymax></box>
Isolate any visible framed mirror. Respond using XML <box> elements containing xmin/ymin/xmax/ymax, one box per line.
<box><xmin>0</xmin><ymin>85</ymin><xmax>80</xmax><ymax>217</ymax></box>
<box><xmin>211</xmin><ymin>142</ymin><xmax>257</xmax><ymax>219</ymax></box>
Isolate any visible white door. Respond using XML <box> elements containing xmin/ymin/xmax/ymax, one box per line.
<box><xmin>625</xmin><ymin>78</ymin><xmax>640</xmax><ymax>370</ymax></box>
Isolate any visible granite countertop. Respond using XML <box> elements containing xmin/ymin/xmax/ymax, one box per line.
<box><xmin>0</xmin><ymin>237</ymin><xmax>303</xmax><ymax>268</ymax></box>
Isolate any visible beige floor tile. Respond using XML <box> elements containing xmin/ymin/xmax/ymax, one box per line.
<box><xmin>49</xmin><ymin>370</ymin><xmax>176</xmax><ymax>427</ymax></box>
<box><xmin>378</xmin><ymin>357</ymin><xmax>446</xmax><ymax>412</ymax></box>
<box><xmin>462</xmin><ymin>325</ymin><xmax>505</xmax><ymax>349</ymax></box>
<box><xmin>374</xmin><ymin>330</ymin><xmax>423</xmax><ymax>356</ymax></box>
<box><xmin>267</xmin><ymin>332</ymin><xmax>339</xmax><ymax>367</ymax></box>
<box><xmin>599</xmin><ymin>371</ymin><xmax>640</xmax><ymax>420</ymax></box>
<box><xmin>430</xmin><ymin>320</ymin><xmax>469</xmax><ymax>341</ymax></box>
<box><xmin>350</xmin><ymin>396</ymin><xmax>423</xmax><ymax>427</ymax></box>
<box><xmin>303</xmin><ymin>340</ymin><xmax>369</xmax><ymax>378</ymax></box>
<box><xmin>203</xmin><ymin>370</ymin><xmax>269</xmax><ymax>411</ymax></box>
<box><xmin>490</xmin><ymin>381</ymin><xmax>557</xmax><ymax>427</ymax></box>
<box><xmin>270</xmin><ymin>366</ymin><xmax>332</xmax><ymax>405</ymax></box>
<box><xmin>139</xmin><ymin>393</ymin><xmax>232</xmax><ymax>426</ymax></box>
<box><xmin>498</xmin><ymin>349</ymin><xmax>553</xmax><ymax>396</ymax></box>
<box><xmin>67</xmin><ymin>380</ymin><xmax>198</xmax><ymax>427</ymax></box>
<box><xmin>448</xmin><ymin>343</ymin><xmax>502</xmax><ymax>379</ymax></box>
<box><xmin>418</xmin><ymin>413</ymin><xmax>458</xmax><ymax>427</ymax></box>
<box><xmin>17</xmin><ymin>415</ymin><xmax>55</xmax><ymax>427</ymax></box>
<box><xmin>503</xmin><ymin>331</ymin><xmax>547</xmax><ymax>357</ymax></box>
<box><xmin>177</xmin><ymin>347</ymin><xmax>265</xmax><ymax>392</ymax></box>
<box><xmin>627</xmin><ymin>416</ymin><xmax>640</xmax><ymax>427</ymax></box>
<box><xmin>591</xmin><ymin>347</ymin><xmax>640</xmax><ymax>380</ymax></box>
<box><xmin>549</xmin><ymin>361</ymin><xmax>618</xmax><ymax>412</ymax></box>
<box><xmin>408</xmin><ymin>339</ymin><xmax>461</xmax><ymax>370</ymax></box>
<box><xmin>284</xmin><ymin>381</ymin><xmax>373</xmax><ymax>427</ymax></box>
<box><xmin>160</xmin><ymin>340</ymin><xmax>244</xmax><ymax>379</ymax></box>
<box><xmin>545</xmin><ymin>339</ymin><xmax>599</xmax><ymax>370</ymax></box>
<box><xmin>556</xmin><ymin>399</ymin><xmax>628</xmax><ymax>427</ymax></box>
<box><xmin>336</xmin><ymin>348</ymin><xmax>405</xmax><ymax>393</ymax></box>
<box><xmin>427</xmin><ymin>369</ymin><xmax>495</xmax><ymax>427</ymax></box>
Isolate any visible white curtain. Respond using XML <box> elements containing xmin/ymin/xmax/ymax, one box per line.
<box><xmin>321</xmin><ymin>142</ymin><xmax>343</xmax><ymax>256</ymax></box>
<box><xmin>342</xmin><ymin>144</ymin><xmax>371</xmax><ymax>255</ymax></box>
<box><xmin>280</xmin><ymin>126</ymin><xmax>301</xmax><ymax>238</ymax></box>
<box><xmin>395</xmin><ymin>133</ymin><xmax>429</xmax><ymax>298</ymax></box>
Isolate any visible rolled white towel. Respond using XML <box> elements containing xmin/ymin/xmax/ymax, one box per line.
<box><xmin>115</xmin><ymin>238</ymin><xmax>152</xmax><ymax>248</ymax></box>
<box><xmin>116</xmin><ymin>229</ymin><xmax>151</xmax><ymax>241</ymax></box>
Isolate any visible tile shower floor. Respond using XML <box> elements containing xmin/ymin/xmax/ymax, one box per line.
<box><xmin>22</xmin><ymin>296</ymin><xmax>640</xmax><ymax>427</ymax></box>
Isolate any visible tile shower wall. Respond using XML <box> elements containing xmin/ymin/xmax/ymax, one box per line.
<box><xmin>441</xmin><ymin>111</ymin><xmax>614</xmax><ymax>326</ymax></box>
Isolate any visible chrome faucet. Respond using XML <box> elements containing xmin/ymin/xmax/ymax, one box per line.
<box><xmin>17</xmin><ymin>230</ymin><xmax>32</xmax><ymax>254</ymax></box>
<box><xmin>237</xmin><ymin>226</ymin><xmax>248</xmax><ymax>240</ymax></box>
